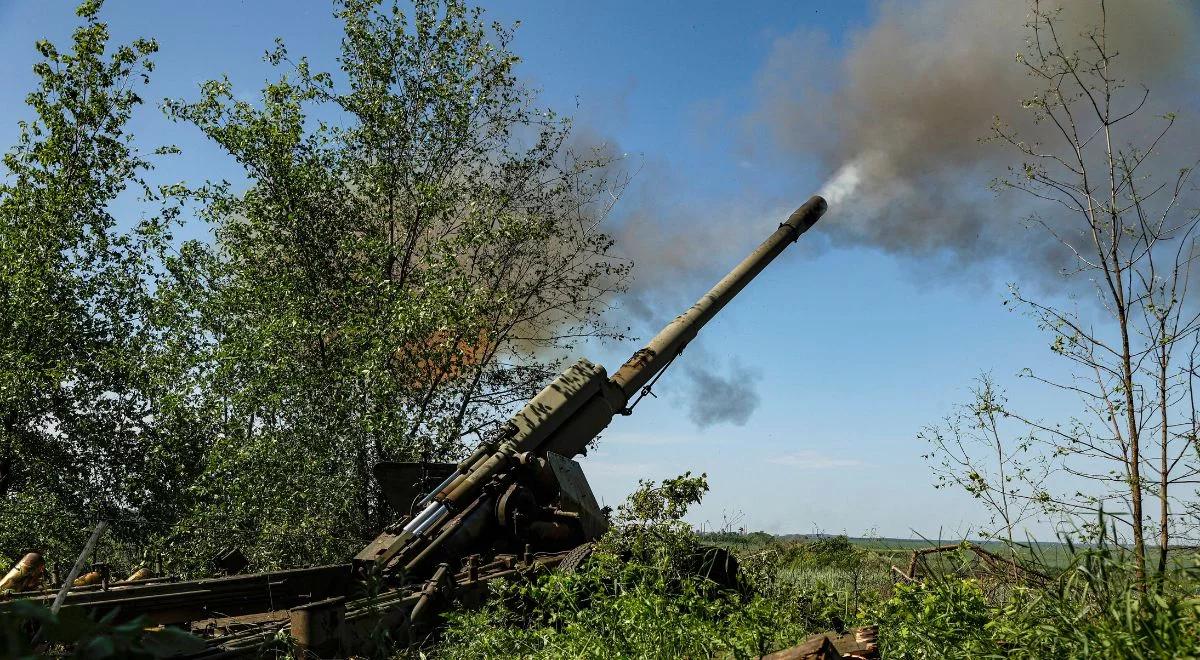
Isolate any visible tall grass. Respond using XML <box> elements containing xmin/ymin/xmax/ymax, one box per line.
<box><xmin>434</xmin><ymin>476</ymin><xmax>850</xmax><ymax>658</ymax></box>
<box><xmin>872</xmin><ymin>531</ymin><xmax>1200</xmax><ymax>659</ymax></box>
<box><xmin>438</xmin><ymin>528</ymin><xmax>1200</xmax><ymax>659</ymax></box>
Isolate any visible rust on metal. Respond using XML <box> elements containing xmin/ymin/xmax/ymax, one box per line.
<box><xmin>72</xmin><ymin>571</ymin><xmax>103</xmax><ymax>587</ymax></box>
<box><xmin>892</xmin><ymin>543</ymin><xmax>1049</xmax><ymax>587</ymax></box>
<box><xmin>289</xmin><ymin>596</ymin><xmax>347</xmax><ymax>656</ymax></box>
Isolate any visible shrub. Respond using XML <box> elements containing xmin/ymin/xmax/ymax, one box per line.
<box><xmin>434</xmin><ymin>473</ymin><xmax>839</xmax><ymax>659</ymax></box>
<box><xmin>0</xmin><ymin>600</ymin><xmax>205</xmax><ymax>659</ymax></box>
<box><xmin>872</xmin><ymin>541</ymin><xmax>1200</xmax><ymax>659</ymax></box>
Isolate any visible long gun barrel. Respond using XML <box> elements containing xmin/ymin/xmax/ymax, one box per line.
<box><xmin>611</xmin><ymin>195</ymin><xmax>828</xmax><ymax>398</ymax></box>
<box><xmin>355</xmin><ymin>195</ymin><xmax>828</xmax><ymax>572</ymax></box>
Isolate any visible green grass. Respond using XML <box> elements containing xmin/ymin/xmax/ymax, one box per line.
<box><xmin>434</xmin><ymin>476</ymin><xmax>852</xmax><ymax>659</ymax></box>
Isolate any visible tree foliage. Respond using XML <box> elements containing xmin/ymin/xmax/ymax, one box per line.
<box><xmin>925</xmin><ymin>0</ymin><xmax>1200</xmax><ymax>586</ymax></box>
<box><xmin>0</xmin><ymin>0</ymin><xmax>629</xmax><ymax>573</ymax></box>
<box><xmin>0</xmin><ymin>0</ymin><xmax>202</xmax><ymax>562</ymax></box>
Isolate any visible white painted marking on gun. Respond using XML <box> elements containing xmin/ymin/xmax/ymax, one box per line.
<box><xmin>410</xmin><ymin>504</ymin><xmax>448</xmax><ymax>537</ymax></box>
<box><xmin>416</xmin><ymin>471</ymin><xmax>460</xmax><ymax>509</ymax></box>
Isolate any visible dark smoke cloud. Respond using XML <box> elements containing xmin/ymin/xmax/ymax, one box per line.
<box><xmin>751</xmin><ymin>0</ymin><xmax>1200</xmax><ymax>276</ymax></box>
<box><xmin>525</xmin><ymin>126</ymin><xmax>775</xmax><ymax>425</ymax></box>
<box><xmin>682</xmin><ymin>355</ymin><xmax>762</xmax><ymax>428</ymax></box>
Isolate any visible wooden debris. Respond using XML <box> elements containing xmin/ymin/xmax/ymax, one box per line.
<box><xmin>763</xmin><ymin>634</ymin><xmax>840</xmax><ymax>660</ymax></box>
<box><xmin>763</xmin><ymin>626</ymin><xmax>880</xmax><ymax>660</ymax></box>
<box><xmin>895</xmin><ymin>542</ymin><xmax>1049</xmax><ymax>586</ymax></box>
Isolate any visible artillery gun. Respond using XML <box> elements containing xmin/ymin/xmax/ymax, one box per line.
<box><xmin>6</xmin><ymin>196</ymin><xmax>827</xmax><ymax>657</ymax></box>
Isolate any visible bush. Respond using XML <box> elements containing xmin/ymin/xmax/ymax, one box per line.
<box><xmin>872</xmin><ymin>541</ymin><xmax>1200</xmax><ymax>659</ymax></box>
<box><xmin>434</xmin><ymin>473</ymin><xmax>840</xmax><ymax>659</ymax></box>
<box><xmin>0</xmin><ymin>600</ymin><xmax>205</xmax><ymax>659</ymax></box>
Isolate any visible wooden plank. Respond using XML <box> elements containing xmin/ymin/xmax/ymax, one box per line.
<box><xmin>763</xmin><ymin>634</ymin><xmax>840</xmax><ymax>660</ymax></box>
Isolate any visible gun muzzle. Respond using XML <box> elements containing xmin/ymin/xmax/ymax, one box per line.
<box><xmin>782</xmin><ymin>195</ymin><xmax>828</xmax><ymax>237</ymax></box>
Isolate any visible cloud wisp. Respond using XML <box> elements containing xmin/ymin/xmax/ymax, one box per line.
<box><xmin>769</xmin><ymin>450</ymin><xmax>863</xmax><ymax>470</ymax></box>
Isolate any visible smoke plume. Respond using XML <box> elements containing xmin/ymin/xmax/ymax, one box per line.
<box><xmin>610</xmin><ymin>179</ymin><xmax>796</xmax><ymax>323</ymax></box>
<box><xmin>597</xmin><ymin>0</ymin><xmax>1200</xmax><ymax>428</ymax></box>
<box><xmin>602</xmin><ymin>166</ymin><xmax>791</xmax><ymax>428</ymax></box>
<box><xmin>683</xmin><ymin>356</ymin><xmax>762</xmax><ymax>428</ymax></box>
<box><xmin>755</xmin><ymin>0</ymin><xmax>1200</xmax><ymax>274</ymax></box>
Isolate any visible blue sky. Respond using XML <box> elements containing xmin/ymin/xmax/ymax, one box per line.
<box><xmin>0</xmin><ymin>1</ymin><xmax>1094</xmax><ymax>538</ymax></box>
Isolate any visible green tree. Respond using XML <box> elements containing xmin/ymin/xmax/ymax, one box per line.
<box><xmin>164</xmin><ymin>0</ymin><xmax>630</xmax><ymax>568</ymax></box>
<box><xmin>921</xmin><ymin>374</ymin><xmax>1052</xmax><ymax>547</ymax></box>
<box><xmin>927</xmin><ymin>1</ymin><xmax>1200</xmax><ymax>588</ymax></box>
<box><xmin>0</xmin><ymin>1</ymin><xmax>193</xmax><ymax>561</ymax></box>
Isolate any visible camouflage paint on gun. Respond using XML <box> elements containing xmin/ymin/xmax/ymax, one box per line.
<box><xmin>355</xmin><ymin>195</ymin><xmax>828</xmax><ymax>572</ymax></box>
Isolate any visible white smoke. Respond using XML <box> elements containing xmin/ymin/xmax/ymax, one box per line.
<box><xmin>817</xmin><ymin>157</ymin><xmax>863</xmax><ymax>207</ymax></box>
